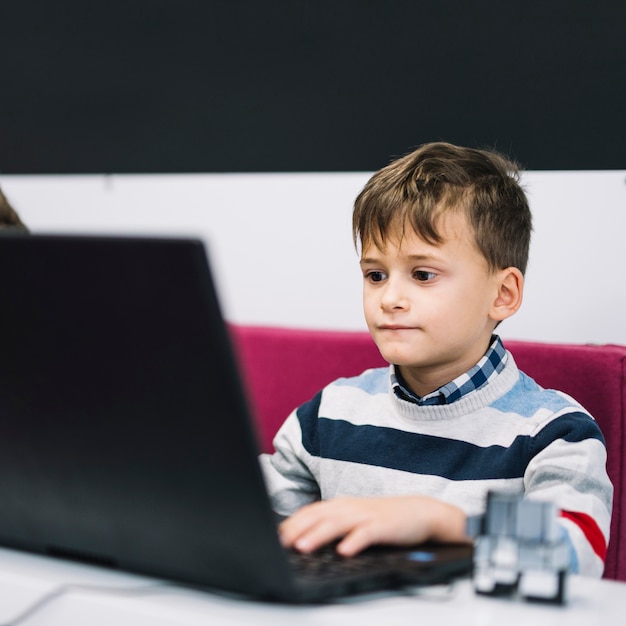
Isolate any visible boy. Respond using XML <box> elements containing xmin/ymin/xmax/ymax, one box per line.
<box><xmin>260</xmin><ymin>142</ymin><xmax>612</xmax><ymax>578</ymax></box>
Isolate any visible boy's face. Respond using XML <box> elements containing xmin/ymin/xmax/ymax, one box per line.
<box><xmin>360</xmin><ymin>212</ymin><xmax>504</xmax><ymax>398</ymax></box>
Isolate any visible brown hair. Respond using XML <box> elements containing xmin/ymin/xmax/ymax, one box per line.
<box><xmin>352</xmin><ymin>142</ymin><xmax>532</xmax><ymax>275</ymax></box>
<box><xmin>0</xmin><ymin>187</ymin><xmax>28</xmax><ymax>232</ymax></box>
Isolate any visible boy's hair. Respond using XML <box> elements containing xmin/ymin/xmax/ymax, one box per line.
<box><xmin>352</xmin><ymin>142</ymin><xmax>532</xmax><ymax>275</ymax></box>
<box><xmin>0</xmin><ymin>186</ymin><xmax>28</xmax><ymax>232</ymax></box>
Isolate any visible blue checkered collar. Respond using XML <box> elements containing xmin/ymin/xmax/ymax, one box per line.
<box><xmin>391</xmin><ymin>335</ymin><xmax>508</xmax><ymax>406</ymax></box>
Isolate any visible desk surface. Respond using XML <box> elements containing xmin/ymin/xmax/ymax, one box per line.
<box><xmin>0</xmin><ymin>546</ymin><xmax>624</xmax><ymax>626</ymax></box>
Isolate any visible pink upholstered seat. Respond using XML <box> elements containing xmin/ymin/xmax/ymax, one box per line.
<box><xmin>230</xmin><ymin>325</ymin><xmax>626</xmax><ymax>581</ymax></box>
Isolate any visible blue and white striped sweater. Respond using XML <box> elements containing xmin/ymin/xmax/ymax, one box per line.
<box><xmin>261</xmin><ymin>352</ymin><xmax>613</xmax><ymax>578</ymax></box>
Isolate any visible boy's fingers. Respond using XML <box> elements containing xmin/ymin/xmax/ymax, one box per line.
<box><xmin>293</xmin><ymin>520</ymin><xmax>345</xmax><ymax>553</ymax></box>
<box><xmin>282</xmin><ymin>519</ymin><xmax>348</xmax><ymax>553</ymax></box>
<box><xmin>279</xmin><ymin>500</ymin><xmax>361</xmax><ymax>553</ymax></box>
<box><xmin>278</xmin><ymin>507</ymin><xmax>335</xmax><ymax>550</ymax></box>
<box><xmin>336</xmin><ymin>524</ymin><xmax>377</xmax><ymax>557</ymax></box>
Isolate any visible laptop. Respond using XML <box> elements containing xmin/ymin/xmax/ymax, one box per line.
<box><xmin>0</xmin><ymin>234</ymin><xmax>472</xmax><ymax>602</ymax></box>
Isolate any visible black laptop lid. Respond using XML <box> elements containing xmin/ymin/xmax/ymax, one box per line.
<box><xmin>0</xmin><ymin>234</ymin><xmax>294</xmax><ymax>597</ymax></box>
<box><xmin>0</xmin><ymin>234</ymin><xmax>474</xmax><ymax>602</ymax></box>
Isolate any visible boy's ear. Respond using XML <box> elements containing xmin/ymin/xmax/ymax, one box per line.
<box><xmin>490</xmin><ymin>267</ymin><xmax>524</xmax><ymax>322</ymax></box>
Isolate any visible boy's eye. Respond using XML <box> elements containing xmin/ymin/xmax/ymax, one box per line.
<box><xmin>414</xmin><ymin>270</ymin><xmax>436</xmax><ymax>282</ymax></box>
<box><xmin>366</xmin><ymin>271</ymin><xmax>387</xmax><ymax>283</ymax></box>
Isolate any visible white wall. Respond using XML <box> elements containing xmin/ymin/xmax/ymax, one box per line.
<box><xmin>2</xmin><ymin>170</ymin><xmax>625</xmax><ymax>345</ymax></box>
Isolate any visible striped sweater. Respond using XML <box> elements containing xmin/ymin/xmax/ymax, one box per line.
<box><xmin>260</xmin><ymin>351</ymin><xmax>613</xmax><ymax>578</ymax></box>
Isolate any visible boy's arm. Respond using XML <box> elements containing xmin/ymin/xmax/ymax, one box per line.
<box><xmin>279</xmin><ymin>495</ymin><xmax>469</xmax><ymax>556</ymax></box>
<box><xmin>259</xmin><ymin>409</ymin><xmax>321</xmax><ymax>515</ymax></box>
<box><xmin>524</xmin><ymin>411</ymin><xmax>613</xmax><ymax>578</ymax></box>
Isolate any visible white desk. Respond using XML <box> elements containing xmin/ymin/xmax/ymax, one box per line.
<box><xmin>0</xmin><ymin>546</ymin><xmax>624</xmax><ymax>626</ymax></box>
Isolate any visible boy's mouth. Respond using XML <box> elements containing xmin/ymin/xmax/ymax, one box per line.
<box><xmin>378</xmin><ymin>324</ymin><xmax>418</xmax><ymax>331</ymax></box>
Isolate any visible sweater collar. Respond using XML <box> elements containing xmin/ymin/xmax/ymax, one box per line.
<box><xmin>391</xmin><ymin>335</ymin><xmax>508</xmax><ymax>406</ymax></box>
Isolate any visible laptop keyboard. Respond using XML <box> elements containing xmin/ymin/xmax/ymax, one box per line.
<box><xmin>287</xmin><ymin>544</ymin><xmax>413</xmax><ymax>580</ymax></box>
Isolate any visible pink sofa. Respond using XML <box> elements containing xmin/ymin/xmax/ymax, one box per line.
<box><xmin>230</xmin><ymin>325</ymin><xmax>626</xmax><ymax>581</ymax></box>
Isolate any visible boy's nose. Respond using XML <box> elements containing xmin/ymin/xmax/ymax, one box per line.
<box><xmin>380</xmin><ymin>278</ymin><xmax>409</xmax><ymax>311</ymax></box>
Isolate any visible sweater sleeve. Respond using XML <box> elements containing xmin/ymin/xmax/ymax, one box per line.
<box><xmin>524</xmin><ymin>408</ymin><xmax>613</xmax><ymax>578</ymax></box>
<box><xmin>259</xmin><ymin>392</ymin><xmax>323</xmax><ymax>516</ymax></box>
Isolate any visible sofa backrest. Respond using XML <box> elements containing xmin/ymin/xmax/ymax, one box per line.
<box><xmin>230</xmin><ymin>324</ymin><xmax>626</xmax><ymax>581</ymax></box>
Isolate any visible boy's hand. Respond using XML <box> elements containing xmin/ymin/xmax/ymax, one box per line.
<box><xmin>278</xmin><ymin>495</ymin><xmax>468</xmax><ymax>557</ymax></box>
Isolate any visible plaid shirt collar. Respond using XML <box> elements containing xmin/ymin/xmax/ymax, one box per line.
<box><xmin>391</xmin><ymin>335</ymin><xmax>508</xmax><ymax>406</ymax></box>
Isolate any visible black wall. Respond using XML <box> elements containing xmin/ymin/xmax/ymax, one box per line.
<box><xmin>1</xmin><ymin>1</ymin><xmax>624</xmax><ymax>174</ymax></box>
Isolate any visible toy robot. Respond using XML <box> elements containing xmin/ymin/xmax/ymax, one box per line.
<box><xmin>467</xmin><ymin>490</ymin><xmax>569</xmax><ymax>604</ymax></box>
